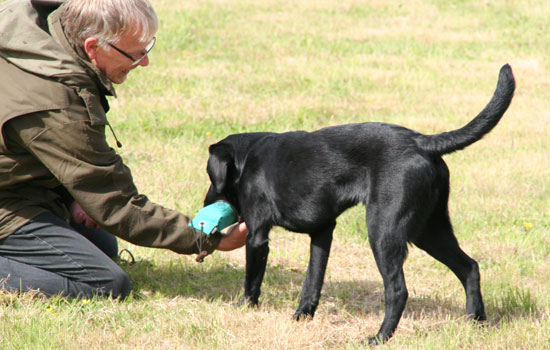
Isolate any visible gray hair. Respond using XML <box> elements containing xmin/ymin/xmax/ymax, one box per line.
<box><xmin>59</xmin><ymin>0</ymin><xmax>158</xmax><ymax>47</ymax></box>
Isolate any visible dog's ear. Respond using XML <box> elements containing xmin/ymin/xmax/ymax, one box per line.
<box><xmin>207</xmin><ymin>141</ymin><xmax>235</xmax><ymax>194</ymax></box>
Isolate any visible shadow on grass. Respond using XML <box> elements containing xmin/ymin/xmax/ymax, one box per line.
<box><xmin>119</xmin><ymin>258</ymin><xmax>531</xmax><ymax>324</ymax></box>
<box><xmin>323</xmin><ymin>279</ymin><xmax>469</xmax><ymax>320</ymax></box>
<box><xmin>120</xmin><ymin>258</ymin><xmax>244</xmax><ymax>301</ymax></box>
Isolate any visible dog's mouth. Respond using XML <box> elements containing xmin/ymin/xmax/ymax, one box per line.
<box><xmin>231</xmin><ymin>205</ymin><xmax>244</xmax><ymax>224</ymax></box>
<box><xmin>216</xmin><ymin>199</ymin><xmax>243</xmax><ymax>224</ymax></box>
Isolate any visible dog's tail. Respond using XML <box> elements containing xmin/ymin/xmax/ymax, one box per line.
<box><xmin>414</xmin><ymin>64</ymin><xmax>515</xmax><ymax>156</ymax></box>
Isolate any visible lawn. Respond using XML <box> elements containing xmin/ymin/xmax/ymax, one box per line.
<box><xmin>1</xmin><ymin>0</ymin><xmax>549</xmax><ymax>349</ymax></box>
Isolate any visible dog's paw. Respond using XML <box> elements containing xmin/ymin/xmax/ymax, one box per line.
<box><xmin>233</xmin><ymin>297</ymin><xmax>258</xmax><ymax>309</ymax></box>
<box><xmin>292</xmin><ymin>310</ymin><xmax>314</xmax><ymax>321</ymax></box>
<box><xmin>467</xmin><ymin>311</ymin><xmax>487</xmax><ymax>322</ymax></box>
<box><xmin>361</xmin><ymin>336</ymin><xmax>384</xmax><ymax>346</ymax></box>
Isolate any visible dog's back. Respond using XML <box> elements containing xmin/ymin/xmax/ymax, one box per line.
<box><xmin>234</xmin><ymin>123</ymin><xmax>429</xmax><ymax>230</ymax></box>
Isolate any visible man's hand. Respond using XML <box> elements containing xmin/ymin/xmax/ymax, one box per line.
<box><xmin>69</xmin><ymin>201</ymin><xmax>101</xmax><ymax>229</ymax></box>
<box><xmin>194</xmin><ymin>223</ymin><xmax>247</xmax><ymax>262</ymax></box>
<box><xmin>217</xmin><ymin>222</ymin><xmax>247</xmax><ymax>251</ymax></box>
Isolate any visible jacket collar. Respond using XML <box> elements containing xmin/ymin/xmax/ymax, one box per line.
<box><xmin>48</xmin><ymin>8</ymin><xmax>117</xmax><ymax>99</ymax></box>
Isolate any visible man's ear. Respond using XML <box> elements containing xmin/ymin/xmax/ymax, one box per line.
<box><xmin>207</xmin><ymin>142</ymin><xmax>235</xmax><ymax>194</ymax></box>
<box><xmin>83</xmin><ymin>37</ymin><xmax>100</xmax><ymax>63</ymax></box>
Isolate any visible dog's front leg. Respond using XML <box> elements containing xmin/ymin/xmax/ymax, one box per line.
<box><xmin>293</xmin><ymin>224</ymin><xmax>335</xmax><ymax>320</ymax></box>
<box><xmin>239</xmin><ymin>227</ymin><xmax>270</xmax><ymax>307</ymax></box>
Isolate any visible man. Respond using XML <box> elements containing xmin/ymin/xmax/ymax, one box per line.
<box><xmin>0</xmin><ymin>0</ymin><xmax>246</xmax><ymax>299</ymax></box>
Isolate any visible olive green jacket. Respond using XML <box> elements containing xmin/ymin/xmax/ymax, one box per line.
<box><xmin>0</xmin><ymin>0</ymin><xmax>220</xmax><ymax>254</ymax></box>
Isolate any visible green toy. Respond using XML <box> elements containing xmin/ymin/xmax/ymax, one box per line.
<box><xmin>190</xmin><ymin>201</ymin><xmax>238</xmax><ymax>262</ymax></box>
<box><xmin>189</xmin><ymin>201</ymin><xmax>237</xmax><ymax>236</ymax></box>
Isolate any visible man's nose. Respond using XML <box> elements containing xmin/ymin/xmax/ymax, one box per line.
<box><xmin>136</xmin><ymin>55</ymin><xmax>150</xmax><ymax>67</ymax></box>
<box><xmin>132</xmin><ymin>55</ymin><xmax>149</xmax><ymax>68</ymax></box>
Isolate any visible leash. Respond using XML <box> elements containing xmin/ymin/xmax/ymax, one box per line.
<box><xmin>118</xmin><ymin>248</ymin><xmax>135</xmax><ymax>265</ymax></box>
<box><xmin>194</xmin><ymin>221</ymin><xmax>206</xmax><ymax>263</ymax></box>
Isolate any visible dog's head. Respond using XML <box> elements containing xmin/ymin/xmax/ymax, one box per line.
<box><xmin>204</xmin><ymin>132</ymin><xmax>272</xmax><ymax>213</ymax></box>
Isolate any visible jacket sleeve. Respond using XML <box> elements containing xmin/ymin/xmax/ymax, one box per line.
<box><xmin>5</xmin><ymin>109</ymin><xmax>221</xmax><ymax>255</ymax></box>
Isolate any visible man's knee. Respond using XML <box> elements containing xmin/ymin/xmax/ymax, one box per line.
<box><xmin>109</xmin><ymin>268</ymin><xmax>132</xmax><ymax>299</ymax></box>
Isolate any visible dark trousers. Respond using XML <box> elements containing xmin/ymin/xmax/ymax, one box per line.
<box><xmin>0</xmin><ymin>212</ymin><xmax>131</xmax><ymax>299</ymax></box>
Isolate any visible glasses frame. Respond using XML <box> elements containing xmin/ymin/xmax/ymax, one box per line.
<box><xmin>107</xmin><ymin>37</ymin><xmax>156</xmax><ymax>66</ymax></box>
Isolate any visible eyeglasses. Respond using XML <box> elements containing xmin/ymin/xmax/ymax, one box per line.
<box><xmin>107</xmin><ymin>37</ymin><xmax>156</xmax><ymax>66</ymax></box>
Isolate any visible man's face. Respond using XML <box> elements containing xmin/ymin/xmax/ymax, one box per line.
<box><xmin>86</xmin><ymin>30</ymin><xmax>154</xmax><ymax>84</ymax></box>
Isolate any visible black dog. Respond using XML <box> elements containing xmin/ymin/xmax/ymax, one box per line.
<box><xmin>204</xmin><ymin>65</ymin><xmax>515</xmax><ymax>344</ymax></box>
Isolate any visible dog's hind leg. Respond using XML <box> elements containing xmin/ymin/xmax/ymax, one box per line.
<box><xmin>413</xmin><ymin>212</ymin><xmax>486</xmax><ymax>321</ymax></box>
<box><xmin>365</xmin><ymin>207</ymin><xmax>410</xmax><ymax>345</ymax></box>
<box><xmin>293</xmin><ymin>223</ymin><xmax>335</xmax><ymax>320</ymax></box>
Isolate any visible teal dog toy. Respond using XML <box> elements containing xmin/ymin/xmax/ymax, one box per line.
<box><xmin>190</xmin><ymin>201</ymin><xmax>238</xmax><ymax>262</ymax></box>
<box><xmin>189</xmin><ymin>201</ymin><xmax>237</xmax><ymax>236</ymax></box>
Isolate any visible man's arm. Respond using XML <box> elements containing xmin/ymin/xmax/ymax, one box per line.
<box><xmin>6</xmin><ymin>109</ymin><xmax>222</xmax><ymax>255</ymax></box>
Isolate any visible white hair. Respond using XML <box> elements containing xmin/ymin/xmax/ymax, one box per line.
<box><xmin>59</xmin><ymin>0</ymin><xmax>158</xmax><ymax>47</ymax></box>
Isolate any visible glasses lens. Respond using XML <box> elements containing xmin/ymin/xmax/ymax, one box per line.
<box><xmin>145</xmin><ymin>37</ymin><xmax>156</xmax><ymax>53</ymax></box>
<box><xmin>132</xmin><ymin>37</ymin><xmax>156</xmax><ymax>65</ymax></box>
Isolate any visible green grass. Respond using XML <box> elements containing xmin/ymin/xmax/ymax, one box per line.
<box><xmin>1</xmin><ymin>0</ymin><xmax>550</xmax><ymax>348</ymax></box>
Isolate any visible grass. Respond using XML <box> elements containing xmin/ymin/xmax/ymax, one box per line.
<box><xmin>1</xmin><ymin>0</ymin><xmax>550</xmax><ymax>348</ymax></box>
